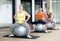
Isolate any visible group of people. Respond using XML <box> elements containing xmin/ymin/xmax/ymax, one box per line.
<box><xmin>9</xmin><ymin>4</ymin><xmax>55</xmax><ymax>38</ymax></box>
<box><xmin>31</xmin><ymin>6</ymin><xmax>55</xmax><ymax>33</ymax></box>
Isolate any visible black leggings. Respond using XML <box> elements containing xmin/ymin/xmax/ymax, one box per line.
<box><xmin>31</xmin><ymin>20</ymin><xmax>46</xmax><ymax>25</ymax></box>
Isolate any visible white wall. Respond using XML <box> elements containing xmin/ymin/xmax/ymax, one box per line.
<box><xmin>0</xmin><ymin>3</ymin><xmax>12</xmax><ymax>24</ymax></box>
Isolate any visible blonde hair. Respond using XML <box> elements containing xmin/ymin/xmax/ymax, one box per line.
<box><xmin>19</xmin><ymin>4</ymin><xmax>24</xmax><ymax>7</ymax></box>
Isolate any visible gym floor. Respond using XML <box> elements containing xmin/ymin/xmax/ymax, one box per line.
<box><xmin>0</xmin><ymin>24</ymin><xmax>60</xmax><ymax>41</ymax></box>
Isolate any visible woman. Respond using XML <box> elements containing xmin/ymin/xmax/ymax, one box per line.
<box><xmin>9</xmin><ymin>4</ymin><xmax>32</xmax><ymax>38</ymax></box>
<box><xmin>47</xmin><ymin>8</ymin><xmax>54</xmax><ymax>23</ymax></box>
<box><xmin>32</xmin><ymin>6</ymin><xmax>48</xmax><ymax>33</ymax></box>
<box><xmin>47</xmin><ymin>8</ymin><xmax>56</xmax><ymax>29</ymax></box>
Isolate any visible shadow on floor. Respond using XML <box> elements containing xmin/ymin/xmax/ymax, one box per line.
<box><xmin>31</xmin><ymin>31</ymin><xmax>52</xmax><ymax>33</ymax></box>
<box><xmin>48</xmin><ymin>28</ymin><xmax>59</xmax><ymax>30</ymax></box>
<box><xmin>0</xmin><ymin>26</ymin><xmax>9</xmax><ymax>29</ymax></box>
<box><xmin>3</xmin><ymin>35</ymin><xmax>40</xmax><ymax>39</ymax></box>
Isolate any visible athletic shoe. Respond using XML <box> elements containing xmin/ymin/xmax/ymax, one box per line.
<box><xmin>27</xmin><ymin>35</ymin><xmax>32</xmax><ymax>38</ymax></box>
<box><xmin>8</xmin><ymin>34</ymin><xmax>14</xmax><ymax>37</ymax></box>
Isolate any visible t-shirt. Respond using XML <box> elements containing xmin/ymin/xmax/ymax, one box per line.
<box><xmin>36</xmin><ymin>12</ymin><xmax>45</xmax><ymax>20</ymax></box>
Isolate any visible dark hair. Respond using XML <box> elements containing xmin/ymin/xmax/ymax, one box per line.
<box><xmin>39</xmin><ymin>6</ymin><xmax>43</xmax><ymax>11</ymax></box>
<box><xmin>39</xmin><ymin>6</ymin><xmax>42</xmax><ymax>8</ymax></box>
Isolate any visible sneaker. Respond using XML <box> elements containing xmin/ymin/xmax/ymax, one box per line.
<box><xmin>27</xmin><ymin>35</ymin><xmax>32</xmax><ymax>38</ymax></box>
<box><xmin>45</xmin><ymin>30</ymin><xmax>48</xmax><ymax>33</ymax></box>
<box><xmin>31</xmin><ymin>30</ymin><xmax>35</xmax><ymax>32</ymax></box>
<box><xmin>8</xmin><ymin>34</ymin><xmax>14</xmax><ymax>37</ymax></box>
<box><xmin>53</xmin><ymin>28</ymin><xmax>59</xmax><ymax>30</ymax></box>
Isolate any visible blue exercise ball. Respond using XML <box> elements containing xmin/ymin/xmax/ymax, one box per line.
<box><xmin>13</xmin><ymin>25</ymin><xmax>28</xmax><ymax>37</ymax></box>
<box><xmin>35</xmin><ymin>24</ymin><xmax>46</xmax><ymax>31</ymax></box>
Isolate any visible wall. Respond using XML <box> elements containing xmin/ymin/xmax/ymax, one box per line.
<box><xmin>0</xmin><ymin>1</ymin><xmax>12</xmax><ymax>24</ymax></box>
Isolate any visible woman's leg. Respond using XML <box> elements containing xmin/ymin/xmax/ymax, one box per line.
<box><xmin>49</xmin><ymin>18</ymin><xmax>56</xmax><ymax>29</ymax></box>
<box><xmin>9</xmin><ymin>23</ymin><xmax>19</xmax><ymax>36</ymax></box>
<box><xmin>22</xmin><ymin>22</ymin><xmax>32</xmax><ymax>38</ymax></box>
<box><xmin>40</xmin><ymin>20</ymin><xmax>48</xmax><ymax>33</ymax></box>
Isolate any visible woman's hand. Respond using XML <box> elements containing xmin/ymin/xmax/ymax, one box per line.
<box><xmin>23</xmin><ymin>20</ymin><xmax>27</xmax><ymax>22</ymax></box>
<box><xmin>15</xmin><ymin>19</ymin><xmax>19</xmax><ymax>22</ymax></box>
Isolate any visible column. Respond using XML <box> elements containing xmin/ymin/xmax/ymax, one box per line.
<box><xmin>15</xmin><ymin>0</ymin><xmax>21</xmax><ymax>13</ymax></box>
<box><xmin>32</xmin><ymin>0</ymin><xmax>35</xmax><ymax>22</ymax></box>
<box><xmin>46</xmin><ymin>0</ymin><xmax>52</xmax><ymax>12</ymax></box>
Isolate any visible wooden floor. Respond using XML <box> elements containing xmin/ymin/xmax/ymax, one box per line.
<box><xmin>0</xmin><ymin>24</ymin><xmax>60</xmax><ymax>41</ymax></box>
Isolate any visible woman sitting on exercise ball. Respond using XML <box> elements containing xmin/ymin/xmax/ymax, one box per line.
<box><xmin>47</xmin><ymin>8</ymin><xmax>58</xmax><ymax>29</ymax></box>
<box><xmin>32</xmin><ymin>6</ymin><xmax>48</xmax><ymax>33</ymax></box>
<box><xmin>47</xmin><ymin>8</ymin><xmax>54</xmax><ymax>23</ymax></box>
<box><xmin>9</xmin><ymin>4</ymin><xmax>32</xmax><ymax>38</ymax></box>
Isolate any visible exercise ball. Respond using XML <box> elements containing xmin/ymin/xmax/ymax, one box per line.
<box><xmin>35</xmin><ymin>24</ymin><xmax>46</xmax><ymax>31</ymax></box>
<box><xmin>47</xmin><ymin>22</ymin><xmax>54</xmax><ymax>28</ymax></box>
<box><xmin>13</xmin><ymin>25</ymin><xmax>28</xmax><ymax>37</ymax></box>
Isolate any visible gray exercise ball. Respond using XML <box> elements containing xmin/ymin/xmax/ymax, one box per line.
<box><xmin>35</xmin><ymin>24</ymin><xmax>46</xmax><ymax>31</ymax></box>
<box><xmin>47</xmin><ymin>22</ymin><xmax>54</xmax><ymax>28</ymax></box>
<box><xmin>13</xmin><ymin>25</ymin><xmax>28</xmax><ymax>37</ymax></box>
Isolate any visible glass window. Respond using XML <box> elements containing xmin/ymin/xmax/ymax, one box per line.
<box><xmin>52</xmin><ymin>0</ymin><xmax>56</xmax><ymax>1</ymax></box>
<box><xmin>52</xmin><ymin>1</ymin><xmax>60</xmax><ymax>23</ymax></box>
<box><xmin>43</xmin><ymin>0</ymin><xmax>46</xmax><ymax>2</ymax></box>
<box><xmin>56</xmin><ymin>0</ymin><xmax>60</xmax><ymax>1</ymax></box>
<box><xmin>21</xmin><ymin>0</ymin><xmax>32</xmax><ymax>23</ymax></box>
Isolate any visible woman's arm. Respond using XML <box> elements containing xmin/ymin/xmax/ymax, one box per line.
<box><xmin>51</xmin><ymin>13</ymin><xmax>54</xmax><ymax>19</ymax></box>
<box><xmin>14</xmin><ymin>13</ymin><xmax>17</xmax><ymax>21</ymax></box>
<box><xmin>25</xmin><ymin>11</ymin><xmax>31</xmax><ymax>22</ymax></box>
<box><xmin>44</xmin><ymin>12</ymin><xmax>48</xmax><ymax>20</ymax></box>
<box><xmin>35</xmin><ymin>12</ymin><xmax>39</xmax><ymax>21</ymax></box>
